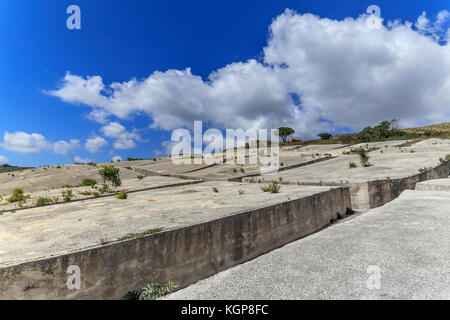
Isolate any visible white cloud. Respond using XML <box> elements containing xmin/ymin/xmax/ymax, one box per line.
<box><xmin>1</xmin><ymin>131</ymin><xmax>80</xmax><ymax>155</ymax></box>
<box><xmin>53</xmin><ymin>139</ymin><xmax>80</xmax><ymax>155</ymax></box>
<box><xmin>0</xmin><ymin>156</ymin><xmax>9</xmax><ymax>165</ymax></box>
<box><xmin>47</xmin><ymin>10</ymin><xmax>450</xmax><ymax>139</ymax></box>
<box><xmin>85</xmin><ymin>136</ymin><xmax>108</xmax><ymax>153</ymax></box>
<box><xmin>100</xmin><ymin>122</ymin><xmax>140</xmax><ymax>150</ymax></box>
<box><xmin>1</xmin><ymin>132</ymin><xmax>50</xmax><ymax>153</ymax></box>
<box><xmin>112</xmin><ymin>155</ymin><xmax>122</xmax><ymax>162</ymax></box>
<box><xmin>73</xmin><ymin>156</ymin><xmax>91</xmax><ymax>164</ymax></box>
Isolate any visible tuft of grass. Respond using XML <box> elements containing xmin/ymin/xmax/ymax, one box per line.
<box><xmin>36</xmin><ymin>197</ymin><xmax>52</xmax><ymax>206</ymax></box>
<box><xmin>418</xmin><ymin>167</ymin><xmax>431</xmax><ymax>173</ymax></box>
<box><xmin>137</xmin><ymin>175</ymin><xmax>144</xmax><ymax>180</ymax></box>
<box><xmin>7</xmin><ymin>188</ymin><xmax>25</xmax><ymax>203</ymax></box>
<box><xmin>117</xmin><ymin>228</ymin><xmax>163</xmax><ymax>242</ymax></box>
<box><xmin>212</xmin><ymin>187</ymin><xmax>219</xmax><ymax>193</ymax></box>
<box><xmin>116</xmin><ymin>190</ymin><xmax>128</xmax><ymax>200</ymax></box>
<box><xmin>261</xmin><ymin>182</ymin><xmax>281</xmax><ymax>193</ymax></box>
<box><xmin>81</xmin><ymin>178</ymin><xmax>97</xmax><ymax>188</ymax></box>
<box><xmin>349</xmin><ymin>161</ymin><xmax>357</xmax><ymax>168</ymax></box>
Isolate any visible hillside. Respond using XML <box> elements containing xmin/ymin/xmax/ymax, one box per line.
<box><xmin>0</xmin><ymin>164</ymin><xmax>33</xmax><ymax>173</ymax></box>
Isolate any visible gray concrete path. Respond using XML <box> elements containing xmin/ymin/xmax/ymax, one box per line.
<box><xmin>166</xmin><ymin>190</ymin><xmax>450</xmax><ymax>300</ymax></box>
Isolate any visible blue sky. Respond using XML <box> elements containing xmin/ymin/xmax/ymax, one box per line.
<box><xmin>0</xmin><ymin>0</ymin><xmax>449</xmax><ymax>167</ymax></box>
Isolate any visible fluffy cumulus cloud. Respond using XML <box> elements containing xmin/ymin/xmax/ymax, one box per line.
<box><xmin>85</xmin><ymin>136</ymin><xmax>108</xmax><ymax>153</ymax></box>
<box><xmin>53</xmin><ymin>139</ymin><xmax>80</xmax><ymax>155</ymax></box>
<box><xmin>0</xmin><ymin>155</ymin><xmax>9</xmax><ymax>165</ymax></box>
<box><xmin>47</xmin><ymin>9</ymin><xmax>450</xmax><ymax>139</ymax></box>
<box><xmin>100</xmin><ymin>122</ymin><xmax>141</xmax><ymax>150</ymax></box>
<box><xmin>1</xmin><ymin>132</ymin><xmax>79</xmax><ymax>154</ymax></box>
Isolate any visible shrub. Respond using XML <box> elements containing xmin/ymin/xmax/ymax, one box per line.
<box><xmin>212</xmin><ymin>187</ymin><xmax>219</xmax><ymax>193</ymax></box>
<box><xmin>82</xmin><ymin>178</ymin><xmax>97</xmax><ymax>188</ymax></box>
<box><xmin>116</xmin><ymin>190</ymin><xmax>128</xmax><ymax>200</ymax></box>
<box><xmin>7</xmin><ymin>189</ymin><xmax>25</xmax><ymax>203</ymax></box>
<box><xmin>139</xmin><ymin>281</ymin><xmax>179</xmax><ymax>300</ymax></box>
<box><xmin>62</xmin><ymin>189</ymin><xmax>73</xmax><ymax>202</ymax></box>
<box><xmin>355</xmin><ymin>147</ymin><xmax>370</xmax><ymax>167</ymax></box>
<box><xmin>99</xmin><ymin>166</ymin><xmax>121</xmax><ymax>191</ymax></box>
<box><xmin>93</xmin><ymin>192</ymin><xmax>100</xmax><ymax>198</ymax></box>
<box><xmin>317</xmin><ymin>133</ymin><xmax>332</xmax><ymax>140</ymax></box>
<box><xmin>349</xmin><ymin>161</ymin><xmax>357</xmax><ymax>168</ymax></box>
<box><xmin>238</xmin><ymin>189</ymin><xmax>245</xmax><ymax>195</ymax></box>
<box><xmin>261</xmin><ymin>182</ymin><xmax>281</xmax><ymax>193</ymax></box>
<box><xmin>137</xmin><ymin>175</ymin><xmax>144</xmax><ymax>180</ymax></box>
<box><xmin>36</xmin><ymin>197</ymin><xmax>52</xmax><ymax>206</ymax></box>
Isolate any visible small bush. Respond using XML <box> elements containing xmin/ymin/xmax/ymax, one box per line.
<box><xmin>116</xmin><ymin>190</ymin><xmax>128</xmax><ymax>200</ymax></box>
<box><xmin>139</xmin><ymin>281</ymin><xmax>179</xmax><ymax>300</ymax></box>
<box><xmin>355</xmin><ymin>147</ymin><xmax>370</xmax><ymax>167</ymax></box>
<box><xmin>36</xmin><ymin>197</ymin><xmax>52</xmax><ymax>206</ymax></box>
<box><xmin>238</xmin><ymin>189</ymin><xmax>245</xmax><ymax>195</ymax></box>
<box><xmin>212</xmin><ymin>187</ymin><xmax>219</xmax><ymax>193</ymax></box>
<box><xmin>261</xmin><ymin>182</ymin><xmax>281</xmax><ymax>193</ymax></box>
<box><xmin>349</xmin><ymin>161</ymin><xmax>357</xmax><ymax>168</ymax></box>
<box><xmin>137</xmin><ymin>175</ymin><xmax>144</xmax><ymax>180</ymax></box>
<box><xmin>82</xmin><ymin>178</ymin><xmax>97</xmax><ymax>188</ymax></box>
<box><xmin>7</xmin><ymin>189</ymin><xmax>25</xmax><ymax>203</ymax></box>
<box><xmin>93</xmin><ymin>192</ymin><xmax>101</xmax><ymax>198</ymax></box>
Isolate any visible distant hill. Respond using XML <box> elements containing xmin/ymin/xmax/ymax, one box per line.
<box><xmin>403</xmin><ymin>122</ymin><xmax>450</xmax><ymax>134</ymax></box>
<box><xmin>282</xmin><ymin>121</ymin><xmax>450</xmax><ymax>147</ymax></box>
<box><xmin>0</xmin><ymin>164</ymin><xmax>33</xmax><ymax>173</ymax></box>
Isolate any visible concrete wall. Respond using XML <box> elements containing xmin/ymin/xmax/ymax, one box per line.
<box><xmin>367</xmin><ymin>160</ymin><xmax>450</xmax><ymax>209</ymax></box>
<box><xmin>0</xmin><ymin>187</ymin><xmax>351</xmax><ymax>300</ymax></box>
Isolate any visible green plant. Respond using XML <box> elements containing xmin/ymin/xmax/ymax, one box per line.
<box><xmin>139</xmin><ymin>281</ymin><xmax>179</xmax><ymax>300</ymax></box>
<box><xmin>62</xmin><ymin>189</ymin><xmax>73</xmax><ymax>202</ymax></box>
<box><xmin>317</xmin><ymin>133</ymin><xmax>332</xmax><ymax>140</ymax></box>
<box><xmin>36</xmin><ymin>197</ymin><xmax>52</xmax><ymax>206</ymax></box>
<box><xmin>116</xmin><ymin>190</ymin><xmax>128</xmax><ymax>200</ymax></box>
<box><xmin>7</xmin><ymin>188</ymin><xmax>25</xmax><ymax>203</ymax></box>
<box><xmin>277</xmin><ymin>127</ymin><xmax>295</xmax><ymax>143</ymax></box>
<box><xmin>93</xmin><ymin>192</ymin><xmax>101</xmax><ymax>198</ymax></box>
<box><xmin>238</xmin><ymin>189</ymin><xmax>245</xmax><ymax>195</ymax></box>
<box><xmin>117</xmin><ymin>228</ymin><xmax>163</xmax><ymax>242</ymax></box>
<box><xmin>355</xmin><ymin>147</ymin><xmax>370</xmax><ymax>167</ymax></box>
<box><xmin>212</xmin><ymin>187</ymin><xmax>219</xmax><ymax>193</ymax></box>
<box><xmin>233</xmin><ymin>168</ymin><xmax>238</xmax><ymax>173</ymax></box>
<box><xmin>99</xmin><ymin>166</ymin><xmax>121</xmax><ymax>191</ymax></box>
<box><xmin>418</xmin><ymin>167</ymin><xmax>431</xmax><ymax>173</ymax></box>
<box><xmin>261</xmin><ymin>182</ymin><xmax>281</xmax><ymax>193</ymax></box>
<box><xmin>123</xmin><ymin>290</ymin><xmax>141</xmax><ymax>300</ymax></box>
<box><xmin>240</xmin><ymin>167</ymin><xmax>245</xmax><ymax>173</ymax></box>
<box><xmin>137</xmin><ymin>175</ymin><xmax>144</xmax><ymax>180</ymax></box>
<box><xmin>81</xmin><ymin>178</ymin><xmax>97</xmax><ymax>188</ymax></box>
<box><xmin>349</xmin><ymin>161</ymin><xmax>357</xmax><ymax>168</ymax></box>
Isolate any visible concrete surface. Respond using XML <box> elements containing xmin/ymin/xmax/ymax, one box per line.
<box><xmin>251</xmin><ymin>144</ymin><xmax>450</xmax><ymax>184</ymax></box>
<box><xmin>165</xmin><ymin>190</ymin><xmax>450</xmax><ymax>300</ymax></box>
<box><xmin>0</xmin><ymin>164</ymin><xmax>139</xmax><ymax>194</ymax></box>
<box><xmin>416</xmin><ymin>179</ymin><xmax>450</xmax><ymax>192</ymax></box>
<box><xmin>0</xmin><ymin>185</ymin><xmax>350</xmax><ymax>300</ymax></box>
<box><xmin>0</xmin><ymin>181</ymin><xmax>337</xmax><ymax>267</ymax></box>
<box><xmin>0</xmin><ymin>175</ymin><xmax>198</xmax><ymax>212</ymax></box>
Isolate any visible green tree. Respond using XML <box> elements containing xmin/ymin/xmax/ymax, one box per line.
<box><xmin>99</xmin><ymin>166</ymin><xmax>121</xmax><ymax>191</ymax></box>
<box><xmin>277</xmin><ymin>127</ymin><xmax>296</xmax><ymax>143</ymax></box>
<box><xmin>317</xmin><ymin>133</ymin><xmax>332</xmax><ymax>140</ymax></box>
